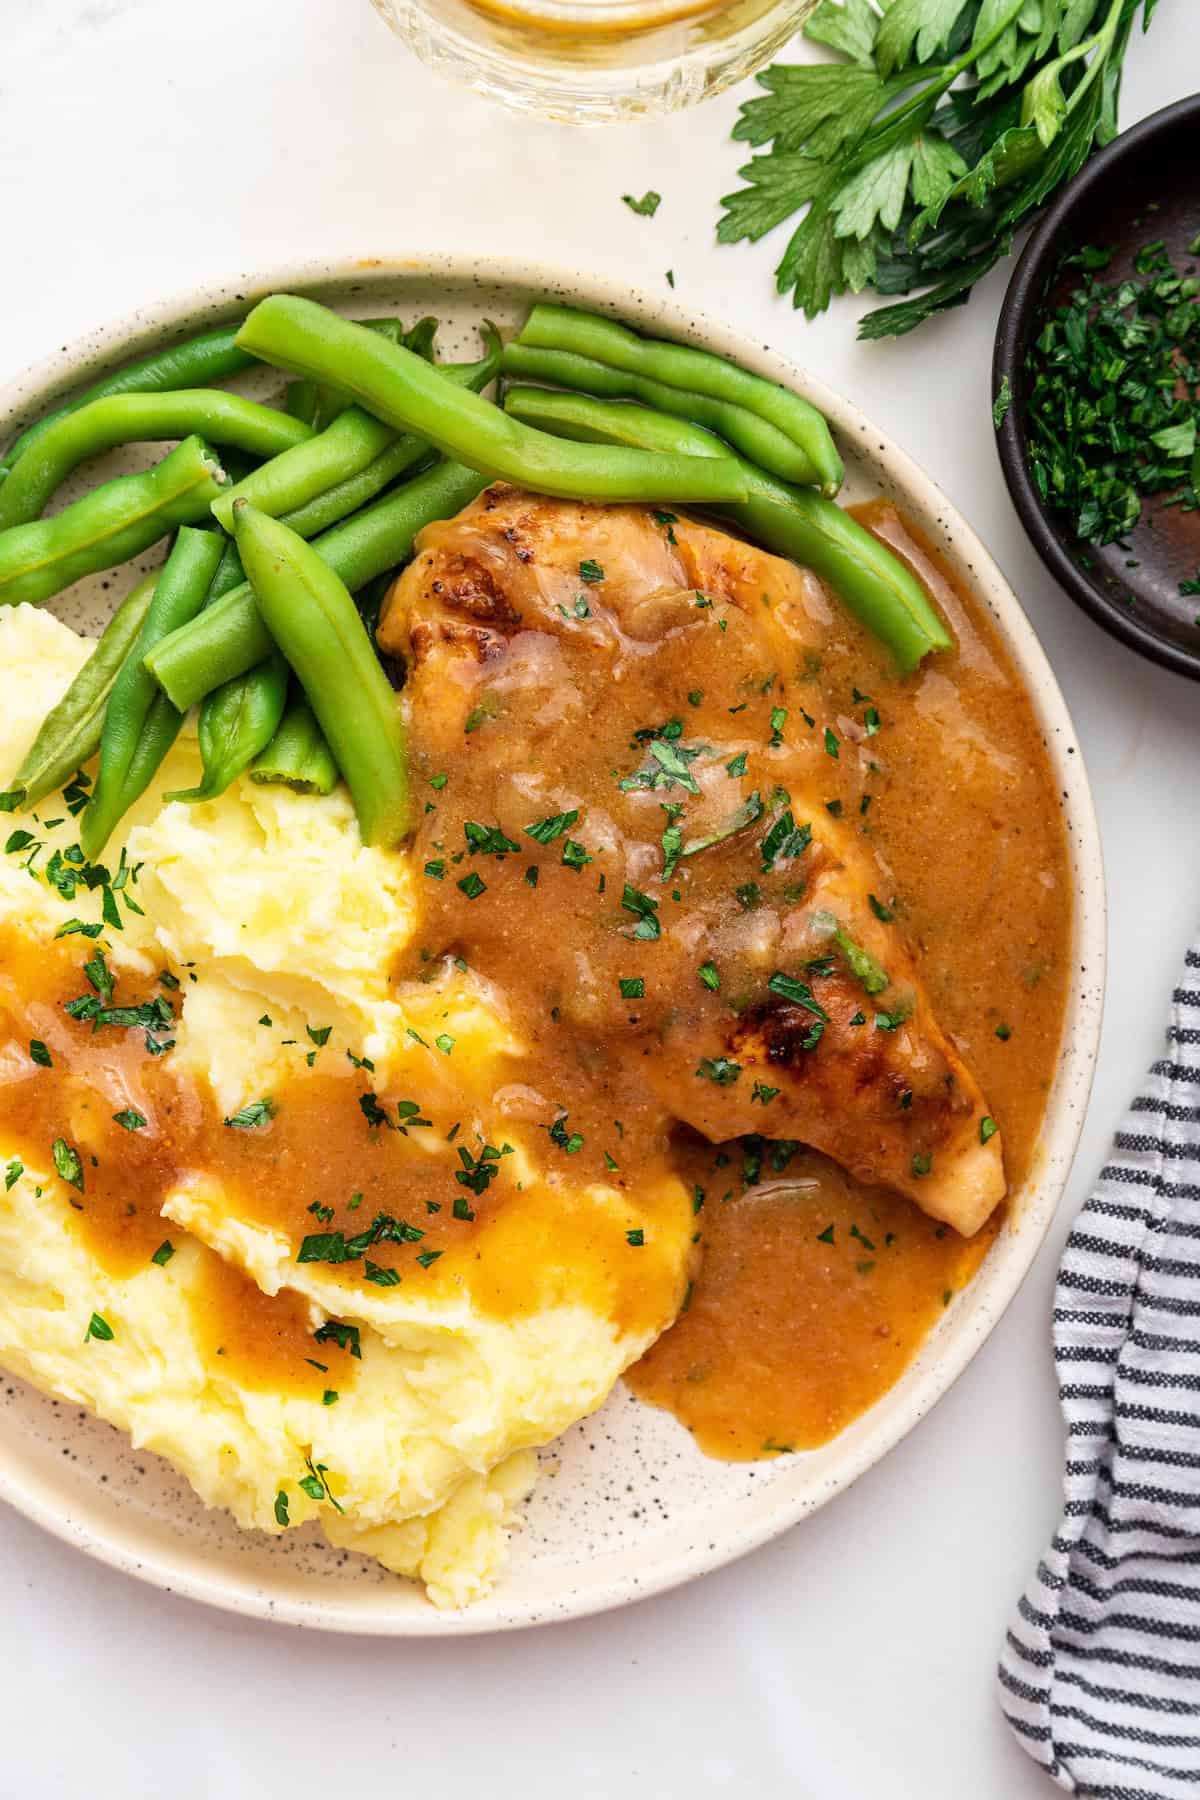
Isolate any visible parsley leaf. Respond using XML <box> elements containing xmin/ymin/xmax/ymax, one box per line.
<box><xmin>718</xmin><ymin>0</ymin><xmax>1162</xmax><ymax>336</ymax></box>
<box><xmin>223</xmin><ymin>1099</ymin><xmax>276</xmax><ymax>1130</ymax></box>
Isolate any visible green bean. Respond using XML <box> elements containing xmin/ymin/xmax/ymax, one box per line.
<box><xmin>279</xmin><ymin>436</ymin><xmax>433</xmax><ymax>540</ymax></box>
<box><xmin>235</xmin><ymin>296</ymin><xmax>749</xmax><ymax>506</ymax></box>
<box><xmin>514</xmin><ymin>303</ymin><xmax>844</xmax><ymax>499</ymax></box>
<box><xmin>80</xmin><ymin>527</ymin><xmax>224</xmax><ymax>857</ymax></box>
<box><xmin>208</xmin><ymin>538</ymin><xmax>246</xmax><ymax>602</ymax></box>
<box><xmin>503</xmin><ymin>387</ymin><xmax>951</xmax><ymax>672</ymax></box>
<box><xmin>210</xmin><ymin>342</ymin><xmax>498</xmax><ymax>535</ymax></box>
<box><xmin>0</xmin><ymin>571</ymin><xmax>159</xmax><ymax>811</ymax></box>
<box><xmin>288</xmin><ymin>316</ymin><xmax>441</xmax><ymax>433</ymax></box>
<box><xmin>145</xmin><ymin>460</ymin><xmax>488</xmax><ymax>711</ymax></box>
<box><xmin>233</xmin><ymin>503</ymin><xmax>410</xmax><ymax>846</ymax></box>
<box><xmin>250</xmin><ymin>690</ymin><xmax>339</xmax><ymax>795</ymax></box>
<box><xmin>0</xmin><ymin>436</ymin><xmax>227</xmax><ymax>609</ymax></box>
<box><xmin>501</xmin><ymin>340</ymin><xmax>828</xmax><ymax>491</ymax></box>
<box><xmin>285</xmin><ymin>380</ymin><xmax>322</xmax><ymax>429</ymax></box>
<box><xmin>165</xmin><ymin>654</ymin><xmax>289</xmax><ymax>806</ymax></box>
<box><xmin>0</xmin><ymin>323</ymin><xmax>254</xmax><ymax>483</ymax></box>
<box><xmin>212</xmin><ymin>407</ymin><xmax>394</xmax><ymax>533</ymax></box>
<box><xmin>0</xmin><ymin>393</ymin><xmax>310</xmax><ymax>532</ymax></box>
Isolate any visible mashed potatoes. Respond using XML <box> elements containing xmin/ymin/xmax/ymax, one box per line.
<box><xmin>0</xmin><ymin>605</ymin><xmax>693</xmax><ymax>1607</ymax></box>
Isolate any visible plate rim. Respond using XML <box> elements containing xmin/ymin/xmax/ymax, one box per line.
<box><xmin>0</xmin><ymin>252</ymin><xmax>1107</xmax><ymax>1635</ymax></box>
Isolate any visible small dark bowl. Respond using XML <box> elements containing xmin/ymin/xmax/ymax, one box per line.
<box><xmin>993</xmin><ymin>94</ymin><xmax>1200</xmax><ymax>681</ymax></box>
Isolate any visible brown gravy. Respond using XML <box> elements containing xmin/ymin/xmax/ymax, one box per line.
<box><xmin>0</xmin><ymin>500</ymin><xmax>1070</xmax><ymax>1459</ymax></box>
<box><xmin>628</xmin><ymin>505</ymin><xmax>1068</xmax><ymax>1453</ymax></box>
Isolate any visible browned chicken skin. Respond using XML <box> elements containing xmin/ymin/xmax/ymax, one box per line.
<box><xmin>380</xmin><ymin>486</ymin><xmax>1005</xmax><ymax>1236</ymax></box>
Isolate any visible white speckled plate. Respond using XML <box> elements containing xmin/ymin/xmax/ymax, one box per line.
<box><xmin>0</xmin><ymin>257</ymin><xmax>1106</xmax><ymax>1634</ymax></box>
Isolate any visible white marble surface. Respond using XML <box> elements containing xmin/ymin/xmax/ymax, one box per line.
<box><xmin>1</xmin><ymin>4</ymin><xmax>1198</xmax><ymax>1793</ymax></box>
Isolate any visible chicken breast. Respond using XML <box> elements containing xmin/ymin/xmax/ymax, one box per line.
<box><xmin>379</xmin><ymin>486</ymin><xmax>1004</xmax><ymax>1236</ymax></box>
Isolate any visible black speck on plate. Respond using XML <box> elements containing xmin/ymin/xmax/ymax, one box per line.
<box><xmin>993</xmin><ymin>94</ymin><xmax>1200</xmax><ymax>681</ymax></box>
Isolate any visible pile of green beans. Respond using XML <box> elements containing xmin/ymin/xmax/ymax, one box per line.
<box><xmin>234</xmin><ymin>296</ymin><xmax>751</xmax><ymax>507</ymax></box>
<box><xmin>145</xmin><ymin>459</ymin><xmax>489</xmax><ymax>710</ymax></box>
<box><xmin>0</xmin><ymin>322</ymin><xmax>254</xmax><ymax>482</ymax></box>
<box><xmin>0</xmin><ymin>289</ymin><xmax>953</xmax><ymax>856</ymax></box>
<box><xmin>0</xmin><ymin>435</ymin><xmax>227</xmax><ymax>608</ymax></box>
<box><xmin>0</xmin><ymin>392</ymin><xmax>310</xmax><ymax>531</ymax></box>
<box><xmin>509</xmin><ymin>303</ymin><xmax>845</xmax><ymax>498</ymax></box>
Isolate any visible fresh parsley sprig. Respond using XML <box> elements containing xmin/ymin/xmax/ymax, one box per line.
<box><xmin>718</xmin><ymin>0</ymin><xmax>1160</xmax><ymax>337</ymax></box>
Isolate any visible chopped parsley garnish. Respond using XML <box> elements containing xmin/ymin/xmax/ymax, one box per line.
<box><xmin>549</xmin><ymin>1116</ymin><xmax>585</xmax><ymax>1155</ymax></box>
<box><xmin>578</xmin><ymin>559</ymin><xmax>605</xmax><ymax>583</ymax></box>
<box><xmin>726</xmin><ymin>751</ymin><xmax>748</xmax><ymax>778</ymax></box>
<box><xmin>113</xmin><ymin>1108</ymin><xmax>147</xmax><ymax>1132</ymax></box>
<box><xmin>696</xmin><ymin>1056</ymin><xmax>741</xmax><ymax>1086</ymax></box>
<box><xmin>875</xmin><ymin>1004</ymin><xmax>912</xmax><ymax>1032</ymax></box>
<box><xmin>416</xmin><ymin>1250</ymin><xmax>443</xmax><ymax>1270</ymax></box>
<box><xmin>457</xmin><ymin>871</ymin><xmax>487</xmax><ymax>900</ymax></box>
<box><xmin>622</xmin><ymin>191</ymin><xmax>661</xmax><ymax>217</ymax></box>
<box><xmin>911</xmin><ymin>1152</ymin><xmax>933</xmax><ymax>1178</ymax></box>
<box><xmin>751</xmin><ymin>1081</ymin><xmax>780</xmax><ymax>1105</ymax></box>
<box><xmin>274</xmin><ymin>1490</ymin><xmax>290</xmax><ymax>1526</ymax></box>
<box><xmin>759</xmin><ymin>809</ymin><xmax>811</xmax><ymax>871</ymax></box>
<box><xmin>151</xmin><ymin>1240</ymin><xmax>175</xmax><ymax>1266</ymax></box>
<box><xmin>525</xmin><ymin>809</ymin><xmax>579</xmax><ymax>844</ymax></box>
<box><xmin>306</xmin><ymin>1024</ymin><xmax>331</xmax><ymax>1047</ymax></box>
<box><xmin>4</xmin><ymin>1159</ymin><xmax>23</xmax><ymax>1191</ymax></box>
<box><xmin>464</xmin><ymin>820</ymin><xmax>519</xmax><ymax>857</ymax></box>
<box><xmin>1025</xmin><ymin>240</ymin><xmax>1200</xmax><ymax>545</ymax></box>
<box><xmin>300</xmin><ymin>1455</ymin><xmax>343</xmax><ymax>1512</ymax></box>
<box><xmin>364</xmin><ymin>1259</ymin><xmax>401</xmax><ymax>1286</ymax></box>
<box><xmin>54</xmin><ymin>918</ymin><xmax>102</xmax><ymax>940</ymax></box>
<box><xmin>868</xmin><ymin>893</ymin><xmax>894</xmax><ymax>922</ymax></box>
<box><xmin>767</xmin><ymin>972</ymin><xmax>829</xmax><ymax>1022</ymax></box>
<box><xmin>621</xmin><ymin>883</ymin><xmax>661</xmax><ymax>940</ymax></box>
<box><xmin>660</xmin><ymin>802</ymin><xmax>683</xmax><ymax>879</ymax></box>
<box><xmin>682</xmin><ymin>789</ymin><xmax>765</xmax><ymax>862</ymax></box>
<box><xmin>769</xmin><ymin>706</ymin><xmax>787</xmax><ymax>746</ymax></box>
<box><xmin>816</xmin><ymin>1224</ymin><xmax>835</xmax><ymax>1245</ymax></box>
<box><xmin>298</xmin><ymin>1212</ymin><xmax>426</xmax><ymax>1267</ymax></box>
<box><xmin>734</xmin><ymin>881</ymin><xmax>761</xmax><ymax>912</ymax></box>
<box><xmin>435</xmin><ymin>1033</ymin><xmax>455</xmax><ymax>1056</ymax></box>
<box><xmin>698</xmin><ymin>961</ymin><xmax>720</xmax><ymax>992</ymax></box>
<box><xmin>85</xmin><ymin>1312</ymin><xmax>113</xmax><ymax>1342</ymax></box>
<box><xmin>622</xmin><ymin>734</ymin><xmax>704</xmax><ymax>796</ymax></box>
<box><xmin>995</xmin><ymin>1022</ymin><xmax>1012</xmax><ymax>1041</ymax></box>
<box><xmin>323</xmin><ymin>1390</ymin><xmax>338</xmax><ymax>1406</ymax></box>
<box><xmin>993</xmin><ymin>376</ymin><xmax>1013</xmax><ymax>430</ymax></box>
<box><xmin>29</xmin><ymin>1039</ymin><xmax>51</xmax><ymax>1067</ymax></box>
<box><xmin>619</xmin><ymin>977</ymin><xmax>645</xmax><ymax>1000</ymax></box>
<box><xmin>223</xmin><ymin>1099</ymin><xmax>276</xmax><ymax>1130</ymax></box>
<box><xmin>824</xmin><ymin>728</ymin><xmax>839</xmax><ymax>759</ymax></box>
<box><xmin>561</xmin><ymin>838</ymin><xmax>592</xmax><ymax>871</ymax></box>
<box><xmin>524</xmin><ymin>866</ymin><xmax>539</xmax><ymax>888</ymax></box>
<box><xmin>424</xmin><ymin>860</ymin><xmax>445</xmax><ymax>880</ymax></box>
<box><xmin>980</xmin><ymin>1116</ymin><xmax>998</xmax><ymax>1145</ymax></box>
<box><xmin>457</xmin><ymin>1140</ymin><xmax>513</xmax><ymax>1191</ymax></box>
<box><xmin>452</xmin><ymin>1196</ymin><xmax>475</xmax><ymax>1222</ymax></box>
<box><xmin>52</xmin><ymin>1137</ymin><xmax>84</xmax><ymax>1192</ymax></box>
<box><xmin>314</xmin><ymin>1320</ymin><xmax>362</xmax><ymax>1359</ymax></box>
<box><xmin>626</xmin><ymin>1228</ymin><xmax>645</xmax><ymax>1247</ymax></box>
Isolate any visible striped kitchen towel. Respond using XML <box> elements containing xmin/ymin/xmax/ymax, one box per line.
<box><xmin>1000</xmin><ymin>942</ymin><xmax>1200</xmax><ymax>1796</ymax></box>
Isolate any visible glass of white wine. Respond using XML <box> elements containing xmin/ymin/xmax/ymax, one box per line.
<box><xmin>370</xmin><ymin>0</ymin><xmax>822</xmax><ymax>122</ymax></box>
